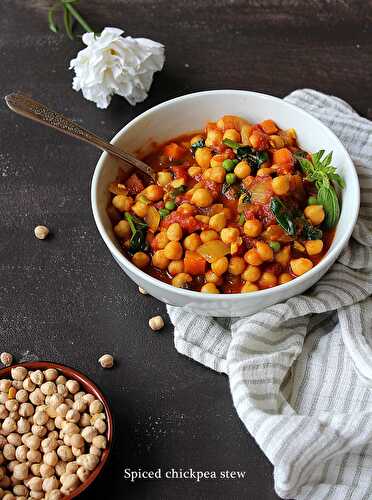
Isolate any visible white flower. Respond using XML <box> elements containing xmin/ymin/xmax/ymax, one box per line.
<box><xmin>69</xmin><ymin>27</ymin><xmax>165</xmax><ymax>109</ymax></box>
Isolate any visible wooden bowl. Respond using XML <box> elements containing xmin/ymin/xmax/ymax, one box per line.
<box><xmin>0</xmin><ymin>361</ymin><xmax>113</xmax><ymax>499</ymax></box>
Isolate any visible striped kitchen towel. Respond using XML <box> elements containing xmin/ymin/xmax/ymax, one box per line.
<box><xmin>167</xmin><ymin>89</ymin><xmax>372</xmax><ymax>499</ymax></box>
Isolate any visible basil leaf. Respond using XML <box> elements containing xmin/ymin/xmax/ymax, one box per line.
<box><xmin>317</xmin><ymin>185</ymin><xmax>340</xmax><ymax>228</ymax></box>
<box><xmin>270</xmin><ymin>197</ymin><xmax>296</xmax><ymax>236</ymax></box>
<box><xmin>191</xmin><ymin>138</ymin><xmax>205</xmax><ymax>152</ymax></box>
<box><xmin>222</xmin><ymin>138</ymin><xmax>240</xmax><ymax>149</ymax></box>
<box><xmin>329</xmin><ymin>172</ymin><xmax>346</xmax><ymax>189</ymax></box>
<box><xmin>301</xmin><ymin>220</ymin><xmax>323</xmax><ymax>240</ymax></box>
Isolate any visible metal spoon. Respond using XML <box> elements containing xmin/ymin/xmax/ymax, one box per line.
<box><xmin>4</xmin><ymin>92</ymin><xmax>156</xmax><ymax>180</ymax></box>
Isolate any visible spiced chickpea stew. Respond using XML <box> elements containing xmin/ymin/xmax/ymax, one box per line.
<box><xmin>107</xmin><ymin>114</ymin><xmax>344</xmax><ymax>294</ymax></box>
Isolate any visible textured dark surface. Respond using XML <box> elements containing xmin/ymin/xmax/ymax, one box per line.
<box><xmin>0</xmin><ymin>1</ymin><xmax>370</xmax><ymax>499</ymax></box>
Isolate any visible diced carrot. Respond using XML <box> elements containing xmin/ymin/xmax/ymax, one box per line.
<box><xmin>249</xmin><ymin>130</ymin><xmax>270</xmax><ymax>151</ymax></box>
<box><xmin>272</xmin><ymin>148</ymin><xmax>294</xmax><ymax>166</ymax></box>
<box><xmin>163</xmin><ymin>142</ymin><xmax>186</xmax><ymax>161</ymax></box>
<box><xmin>260</xmin><ymin>119</ymin><xmax>279</xmax><ymax>135</ymax></box>
<box><xmin>184</xmin><ymin>250</ymin><xmax>206</xmax><ymax>275</ymax></box>
<box><xmin>171</xmin><ymin>165</ymin><xmax>188</xmax><ymax>179</ymax></box>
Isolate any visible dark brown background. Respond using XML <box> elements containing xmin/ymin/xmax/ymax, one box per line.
<box><xmin>1</xmin><ymin>1</ymin><xmax>371</xmax><ymax>499</ymax></box>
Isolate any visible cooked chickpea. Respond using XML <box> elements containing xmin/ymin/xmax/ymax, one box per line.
<box><xmin>157</xmin><ymin>171</ymin><xmax>172</xmax><ymax>186</ymax></box>
<box><xmin>205</xmin><ymin>271</ymin><xmax>222</xmax><ymax>285</ymax></box>
<box><xmin>275</xmin><ymin>245</ymin><xmax>291</xmax><ymax>266</ymax></box>
<box><xmin>256</xmin><ymin>241</ymin><xmax>274</xmax><ymax>261</ymax></box>
<box><xmin>242</xmin><ymin>265</ymin><xmax>261</xmax><ymax>282</ymax></box>
<box><xmin>211</xmin><ymin>256</ymin><xmax>229</xmax><ymax>276</ymax></box>
<box><xmin>200</xmin><ymin>283</ymin><xmax>220</xmax><ymax>294</ymax></box>
<box><xmin>205</xmin><ymin>128</ymin><xmax>223</xmax><ymax>147</ymax></box>
<box><xmin>221</xmin><ymin>227</ymin><xmax>239</xmax><ymax>244</ymax></box>
<box><xmin>191</xmin><ymin>188</ymin><xmax>213</xmax><ymax>208</ymax></box>
<box><xmin>145</xmin><ymin>184</ymin><xmax>164</xmax><ymax>202</ymax></box>
<box><xmin>290</xmin><ymin>258</ymin><xmax>313</xmax><ymax>276</ymax></box>
<box><xmin>200</xmin><ymin>230</ymin><xmax>219</xmax><ymax>243</ymax></box>
<box><xmin>154</xmin><ymin>231</ymin><xmax>169</xmax><ymax>250</ymax></box>
<box><xmin>210</xmin><ymin>155</ymin><xmax>223</xmax><ymax>169</ymax></box>
<box><xmin>195</xmin><ymin>147</ymin><xmax>212</xmax><ymax>169</ymax></box>
<box><xmin>272</xmin><ymin>175</ymin><xmax>290</xmax><ymax>195</ymax></box>
<box><xmin>279</xmin><ymin>273</ymin><xmax>293</xmax><ymax>284</ymax></box>
<box><xmin>152</xmin><ymin>250</ymin><xmax>169</xmax><ymax>270</ymax></box>
<box><xmin>241</xmin><ymin>282</ymin><xmax>259</xmax><ymax>293</ymax></box>
<box><xmin>131</xmin><ymin>201</ymin><xmax>148</xmax><ymax>218</ymax></box>
<box><xmin>112</xmin><ymin>195</ymin><xmax>133</xmax><ymax>212</ymax></box>
<box><xmin>304</xmin><ymin>205</ymin><xmax>325</xmax><ymax>225</ymax></box>
<box><xmin>234</xmin><ymin>161</ymin><xmax>251</xmax><ymax>179</ymax></box>
<box><xmin>183</xmin><ymin>233</ymin><xmax>202</xmax><ymax>251</ymax></box>
<box><xmin>209</xmin><ymin>166</ymin><xmax>226</xmax><ymax>183</ymax></box>
<box><xmin>167</xmin><ymin>260</ymin><xmax>184</xmax><ymax>276</ymax></box>
<box><xmin>258</xmin><ymin>272</ymin><xmax>278</xmax><ymax>289</ymax></box>
<box><xmin>208</xmin><ymin>212</ymin><xmax>226</xmax><ymax>232</ymax></box>
<box><xmin>243</xmin><ymin>219</ymin><xmax>262</xmax><ymax>237</ymax></box>
<box><xmin>256</xmin><ymin>167</ymin><xmax>273</xmax><ymax>176</ymax></box>
<box><xmin>188</xmin><ymin>165</ymin><xmax>202</xmax><ymax>177</ymax></box>
<box><xmin>164</xmin><ymin>241</ymin><xmax>183</xmax><ymax>260</ymax></box>
<box><xmin>132</xmin><ymin>252</ymin><xmax>150</xmax><ymax>269</ymax></box>
<box><xmin>166</xmin><ymin>223</ymin><xmax>183</xmax><ymax>242</ymax></box>
<box><xmin>172</xmin><ymin>273</ymin><xmax>192</xmax><ymax>289</ymax></box>
<box><xmin>228</xmin><ymin>257</ymin><xmax>246</xmax><ymax>276</ymax></box>
<box><xmin>114</xmin><ymin>220</ymin><xmax>131</xmax><ymax>239</ymax></box>
<box><xmin>244</xmin><ymin>249</ymin><xmax>263</xmax><ymax>266</ymax></box>
<box><xmin>223</xmin><ymin>129</ymin><xmax>240</xmax><ymax>142</ymax></box>
<box><xmin>305</xmin><ymin>240</ymin><xmax>323</xmax><ymax>255</ymax></box>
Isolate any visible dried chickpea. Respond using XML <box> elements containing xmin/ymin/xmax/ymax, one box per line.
<box><xmin>0</xmin><ymin>380</ymin><xmax>12</xmax><ymax>392</ymax></box>
<box><xmin>30</xmin><ymin>371</ymin><xmax>44</xmax><ymax>386</ymax></box>
<box><xmin>152</xmin><ymin>250</ymin><xmax>169</xmax><ymax>270</ymax></box>
<box><xmin>167</xmin><ymin>260</ymin><xmax>184</xmax><ymax>276</ymax></box>
<box><xmin>166</xmin><ymin>223</ymin><xmax>182</xmax><ymax>242</ymax></box>
<box><xmin>148</xmin><ymin>316</ymin><xmax>164</xmax><ymax>332</ymax></box>
<box><xmin>211</xmin><ymin>256</ymin><xmax>229</xmax><ymax>276</ymax></box>
<box><xmin>164</xmin><ymin>241</ymin><xmax>183</xmax><ymax>260</ymax></box>
<box><xmin>93</xmin><ymin>418</ymin><xmax>106</xmax><ymax>434</ymax></box>
<box><xmin>241</xmin><ymin>282</ymin><xmax>259</xmax><ymax>293</ymax></box>
<box><xmin>13</xmin><ymin>463</ymin><xmax>28</xmax><ymax>481</ymax></box>
<box><xmin>11</xmin><ymin>368</ymin><xmax>27</xmax><ymax>382</ymax></box>
<box><xmin>30</xmin><ymin>390</ymin><xmax>45</xmax><ymax>406</ymax></box>
<box><xmin>272</xmin><ymin>175</ymin><xmax>290</xmax><ymax>195</ymax></box>
<box><xmin>0</xmin><ymin>354</ymin><xmax>12</xmax><ymax>368</ymax></box>
<box><xmin>244</xmin><ymin>249</ymin><xmax>263</xmax><ymax>266</ymax></box>
<box><xmin>200</xmin><ymin>283</ymin><xmax>220</xmax><ymax>294</ymax></box>
<box><xmin>40</xmin><ymin>382</ymin><xmax>56</xmax><ymax>396</ymax></box>
<box><xmin>191</xmin><ymin>188</ymin><xmax>213</xmax><ymax>208</ymax></box>
<box><xmin>290</xmin><ymin>258</ymin><xmax>313</xmax><ymax>276</ymax></box>
<box><xmin>258</xmin><ymin>272</ymin><xmax>278</xmax><ymax>289</ymax></box>
<box><xmin>195</xmin><ymin>147</ymin><xmax>212</xmax><ymax>169</ymax></box>
<box><xmin>76</xmin><ymin>454</ymin><xmax>99</xmax><ymax>471</ymax></box>
<box><xmin>172</xmin><ymin>273</ymin><xmax>192</xmax><ymax>289</ymax></box>
<box><xmin>234</xmin><ymin>161</ymin><xmax>251</xmax><ymax>179</ymax></box>
<box><xmin>57</xmin><ymin>446</ymin><xmax>73</xmax><ymax>462</ymax></box>
<box><xmin>23</xmin><ymin>378</ymin><xmax>36</xmax><ymax>392</ymax></box>
<box><xmin>112</xmin><ymin>195</ymin><xmax>133</xmax><ymax>212</ymax></box>
<box><xmin>132</xmin><ymin>252</ymin><xmax>150</xmax><ymax>269</ymax></box>
<box><xmin>243</xmin><ymin>219</ymin><xmax>262</xmax><ymax>237</ymax></box>
<box><xmin>183</xmin><ymin>234</ymin><xmax>202</xmax><ymax>251</ymax></box>
<box><xmin>228</xmin><ymin>257</ymin><xmax>246</xmax><ymax>276</ymax></box>
<box><xmin>304</xmin><ymin>205</ymin><xmax>325</xmax><ymax>225</ymax></box>
<box><xmin>256</xmin><ymin>241</ymin><xmax>274</xmax><ymax>261</ymax></box>
<box><xmin>241</xmin><ymin>265</ymin><xmax>261</xmax><ymax>282</ymax></box>
<box><xmin>305</xmin><ymin>240</ymin><xmax>323</xmax><ymax>255</ymax></box>
<box><xmin>221</xmin><ymin>227</ymin><xmax>239</xmax><ymax>244</ymax></box>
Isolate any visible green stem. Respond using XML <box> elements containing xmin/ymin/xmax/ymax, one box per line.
<box><xmin>64</xmin><ymin>2</ymin><xmax>93</xmax><ymax>33</ymax></box>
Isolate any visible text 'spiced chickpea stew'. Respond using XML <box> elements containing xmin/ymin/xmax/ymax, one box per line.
<box><xmin>107</xmin><ymin>115</ymin><xmax>345</xmax><ymax>294</ymax></box>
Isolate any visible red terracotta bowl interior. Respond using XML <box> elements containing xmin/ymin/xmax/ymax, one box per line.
<box><xmin>0</xmin><ymin>361</ymin><xmax>113</xmax><ymax>499</ymax></box>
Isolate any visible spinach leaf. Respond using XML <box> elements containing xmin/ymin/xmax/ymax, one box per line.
<box><xmin>124</xmin><ymin>212</ymin><xmax>149</xmax><ymax>254</ymax></box>
<box><xmin>222</xmin><ymin>139</ymin><xmax>268</xmax><ymax>170</ymax></box>
<box><xmin>190</xmin><ymin>138</ymin><xmax>205</xmax><ymax>153</ymax></box>
<box><xmin>222</xmin><ymin>138</ymin><xmax>241</xmax><ymax>149</ymax></box>
<box><xmin>170</xmin><ymin>185</ymin><xmax>187</xmax><ymax>197</ymax></box>
<box><xmin>301</xmin><ymin>220</ymin><xmax>323</xmax><ymax>240</ymax></box>
<box><xmin>270</xmin><ymin>197</ymin><xmax>296</xmax><ymax>236</ymax></box>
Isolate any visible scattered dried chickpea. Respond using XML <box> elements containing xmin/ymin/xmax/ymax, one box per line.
<box><xmin>0</xmin><ymin>353</ymin><xmax>13</xmax><ymax>367</ymax></box>
<box><xmin>98</xmin><ymin>354</ymin><xmax>114</xmax><ymax>369</ymax></box>
<box><xmin>34</xmin><ymin>225</ymin><xmax>49</xmax><ymax>240</ymax></box>
<box><xmin>149</xmin><ymin>316</ymin><xmax>164</xmax><ymax>331</ymax></box>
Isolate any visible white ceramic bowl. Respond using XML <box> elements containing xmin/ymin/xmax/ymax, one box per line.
<box><xmin>91</xmin><ymin>90</ymin><xmax>359</xmax><ymax>317</ymax></box>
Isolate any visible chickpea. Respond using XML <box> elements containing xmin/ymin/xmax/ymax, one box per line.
<box><xmin>56</xmin><ymin>404</ymin><xmax>69</xmax><ymax>419</ymax></box>
<box><xmin>304</xmin><ymin>205</ymin><xmax>325</xmax><ymax>225</ymax></box>
<box><xmin>223</xmin><ymin>129</ymin><xmax>240</xmax><ymax>142</ymax></box>
<box><xmin>44</xmin><ymin>451</ymin><xmax>58</xmax><ymax>467</ymax></box>
<box><xmin>234</xmin><ymin>161</ymin><xmax>251</xmax><ymax>179</ymax></box>
<box><xmin>77</xmin><ymin>453</ymin><xmax>99</xmax><ymax>471</ymax></box>
<box><xmin>23</xmin><ymin>377</ymin><xmax>36</xmax><ymax>392</ymax></box>
<box><xmin>43</xmin><ymin>369</ymin><xmax>58</xmax><ymax>382</ymax></box>
<box><xmin>211</xmin><ymin>256</ymin><xmax>229</xmax><ymax>276</ymax></box>
<box><xmin>152</xmin><ymin>250</ymin><xmax>170</xmax><ymax>270</ymax></box>
<box><xmin>46</xmin><ymin>489</ymin><xmax>62</xmax><ymax>500</ymax></box>
<box><xmin>167</xmin><ymin>260</ymin><xmax>184</xmax><ymax>276</ymax></box>
<box><xmin>132</xmin><ymin>252</ymin><xmax>150</xmax><ymax>269</ymax></box>
<box><xmin>29</xmin><ymin>389</ymin><xmax>45</xmax><ymax>406</ymax></box>
<box><xmin>200</xmin><ymin>283</ymin><xmax>220</xmax><ymax>294</ymax></box>
<box><xmin>183</xmin><ymin>233</ymin><xmax>202</xmax><ymax>251</ymax></box>
<box><xmin>228</xmin><ymin>257</ymin><xmax>246</xmax><ymax>276</ymax></box>
<box><xmin>7</xmin><ymin>433</ymin><xmax>21</xmax><ymax>447</ymax></box>
<box><xmin>290</xmin><ymin>258</ymin><xmax>313</xmax><ymax>276</ymax></box>
<box><xmin>195</xmin><ymin>147</ymin><xmax>212</xmax><ymax>169</ymax></box>
<box><xmin>241</xmin><ymin>282</ymin><xmax>259</xmax><ymax>293</ymax></box>
<box><xmin>41</xmin><ymin>382</ymin><xmax>56</xmax><ymax>396</ymax></box>
<box><xmin>27</xmin><ymin>449</ymin><xmax>42</xmax><ymax>464</ymax></box>
<box><xmin>272</xmin><ymin>175</ymin><xmax>290</xmax><ymax>195</ymax></box>
<box><xmin>256</xmin><ymin>167</ymin><xmax>273</xmax><ymax>176</ymax></box>
<box><xmin>2</xmin><ymin>418</ymin><xmax>16</xmax><ymax>435</ymax></box>
<box><xmin>112</xmin><ymin>195</ymin><xmax>133</xmax><ymax>212</ymax></box>
<box><xmin>243</xmin><ymin>219</ymin><xmax>262</xmax><ymax>237</ymax></box>
<box><xmin>305</xmin><ymin>240</ymin><xmax>323</xmax><ymax>255</ymax></box>
<box><xmin>164</xmin><ymin>241</ymin><xmax>183</xmax><ymax>260</ymax></box>
<box><xmin>166</xmin><ymin>223</ymin><xmax>183</xmax><ymax>242</ymax></box>
<box><xmin>157</xmin><ymin>171</ymin><xmax>172</xmax><ymax>186</ymax></box>
<box><xmin>205</xmin><ymin>128</ymin><xmax>223</xmax><ymax>148</ymax></box>
<box><xmin>69</xmin><ymin>434</ymin><xmax>84</xmax><ymax>450</ymax></box>
<box><xmin>114</xmin><ymin>220</ymin><xmax>131</xmax><ymax>239</ymax></box>
<box><xmin>256</xmin><ymin>241</ymin><xmax>274</xmax><ymax>261</ymax></box>
<box><xmin>205</xmin><ymin>271</ymin><xmax>222</xmax><ymax>285</ymax></box>
<box><xmin>13</xmin><ymin>463</ymin><xmax>29</xmax><ymax>481</ymax></box>
<box><xmin>57</xmin><ymin>446</ymin><xmax>73</xmax><ymax>462</ymax></box>
<box><xmin>92</xmin><ymin>435</ymin><xmax>106</xmax><ymax>449</ymax></box>
<box><xmin>144</xmin><ymin>184</ymin><xmax>164</xmax><ymax>202</ymax></box>
<box><xmin>76</xmin><ymin>466</ymin><xmax>90</xmax><ymax>483</ymax></box>
<box><xmin>191</xmin><ymin>188</ymin><xmax>213</xmax><ymax>208</ymax></box>
<box><xmin>131</xmin><ymin>201</ymin><xmax>148</xmax><ymax>218</ymax></box>
<box><xmin>275</xmin><ymin>245</ymin><xmax>291</xmax><ymax>266</ymax></box>
<box><xmin>79</xmin><ymin>413</ymin><xmax>91</xmax><ymax>428</ymax></box>
<box><xmin>13</xmin><ymin>484</ymin><xmax>28</xmax><ymax>496</ymax></box>
<box><xmin>27</xmin><ymin>476</ymin><xmax>43</xmax><ymax>491</ymax></box>
<box><xmin>65</xmin><ymin>462</ymin><xmax>79</xmax><ymax>474</ymax></box>
<box><xmin>61</xmin><ymin>423</ymin><xmax>79</xmax><ymax>437</ymax></box>
<box><xmin>188</xmin><ymin>165</ymin><xmax>202</xmax><ymax>177</ymax></box>
<box><xmin>209</xmin><ymin>166</ymin><xmax>226</xmax><ymax>183</ymax></box>
<box><xmin>0</xmin><ymin>380</ymin><xmax>12</xmax><ymax>392</ymax></box>
<box><xmin>241</xmin><ymin>265</ymin><xmax>261</xmax><ymax>282</ymax></box>
<box><xmin>221</xmin><ymin>227</ymin><xmax>239</xmax><ymax>244</ymax></box>
<box><xmin>94</xmin><ymin>418</ymin><xmax>106</xmax><ymax>434</ymax></box>
<box><xmin>153</xmin><ymin>231</ymin><xmax>169</xmax><ymax>250</ymax></box>
<box><xmin>42</xmin><ymin>476</ymin><xmax>59</xmax><ymax>492</ymax></box>
<box><xmin>3</xmin><ymin>444</ymin><xmax>15</xmax><ymax>461</ymax></box>
<box><xmin>60</xmin><ymin>473</ymin><xmax>79</xmax><ymax>494</ymax></box>
<box><xmin>244</xmin><ymin>249</ymin><xmax>263</xmax><ymax>266</ymax></box>
<box><xmin>57</xmin><ymin>385</ymin><xmax>68</xmax><ymax>398</ymax></box>
<box><xmin>5</xmin><ymin>400</ymin><xmax>18</xmax><ymax>413</ymax></box>
<box><xmin>200</xmin><ymin>230</ymin><xmax>218</xmax><ymax>243</ymax></box>
<box><xmin>258</xmin><ymin>272</ymin><xmax>278</xmax><ymax>289</ymax></box>
<box><xmin>89</xmin><ymin>400</ymin><xmax>103</xmax><ymax>416</ymax></box>
<box><xmin>208</xmin><ymin>212</ymin><xmax>225</xmax><ymax>233</ymax></box>
<box><xmin>172</xmin><ymin>273</ymin><xmax>192</xmax><ymax>289</ymax></box>
<box><xmin>11</xmin><ymin>367</ymin><xmax>27</xmax><ymax>381</ymax></box>
<box><xmin>29</xmin><ymin>371</ymin><xmax>44</xmax><ymax>386</ymax></box>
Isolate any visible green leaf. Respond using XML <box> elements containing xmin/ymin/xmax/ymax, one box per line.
<box><xmin>124</xmin><ymin>212</ymin><xmax>149</xmax><ymax>254</ymax></box>
<box><xmin>329</xmin><ymin>172</ymin><xmax>346</xmax><ymax>189</ymax></box>
<box><xmin>317</xmin><ymin>185</ymin><xmax>340</xmax><ymax>228</ymax></box>
<box><xmin>63</xmin><ymin>6</ymin><xmax>74</xmax><ymax>40</ymax></box>
<box><xmin>48</xmin><ymin>4</ymin><xmax>60</xmax><ymax>33</ymax></box>
<box><xmin>270</xmin><ymin>197</ymin><xmax>296</xmax><ymax>236</ymax></box>
<box><xmin>301</xmin><ymin>220</ymin><xmax>323</xmax><ymax>240</ymax></box>
<box><xmin>222</xmin><ymin>138</ymin><xmax>240</xmax><ymax>149</ymax></box>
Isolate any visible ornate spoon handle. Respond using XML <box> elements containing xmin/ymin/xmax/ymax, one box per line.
<box><xmin>5</xmin><ymin>93</ymin><xmax>156</xmax><ymax>180</ymax></box>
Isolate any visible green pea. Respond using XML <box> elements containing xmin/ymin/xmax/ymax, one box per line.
<box><xmin>222</xmin><ymin>159</ymin><xmax>236</xmax><ymax>172</ymax></box>
<box><xmin>165</xmin><ymin>200</ymin><xmax>176</xmax><ymax>211</ymax></box>
<box><xmin>269</xmin><ymin>241</ymin><xmax>281</xmax><ymax>252</ymax></box>
<box><xmin>308</xmin><ymin>196</ymin><xmax>318</xmax><ymax>205</ymax></box>
<box><xmin>159</xmin><ymin>208</ymin><xmax>170</xmax><ymax>219</ymax></box>
<box><xmin>226</xmin><ymin>173</ymin><xmax>236</xmax><ymax>185</ymax></box>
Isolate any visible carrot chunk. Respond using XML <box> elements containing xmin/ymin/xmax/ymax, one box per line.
<box><xmin>163</xmin><ymin>143</ymin><xmax>186</xmax><ymax>161</ymax></box>
<box><xmin>272</xmin><ymin>147</ymin><xmax>294</xmax><ymax>166</ymax></box>
<box><xmin>184</xmin><ymin>250</ymin><xmax>206</xmax><ymax>276</ymax></box>
<box><xmin>260</xmin><ymin>119</ymin><xmax>279</xmax><ymax>135</ymax></box>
